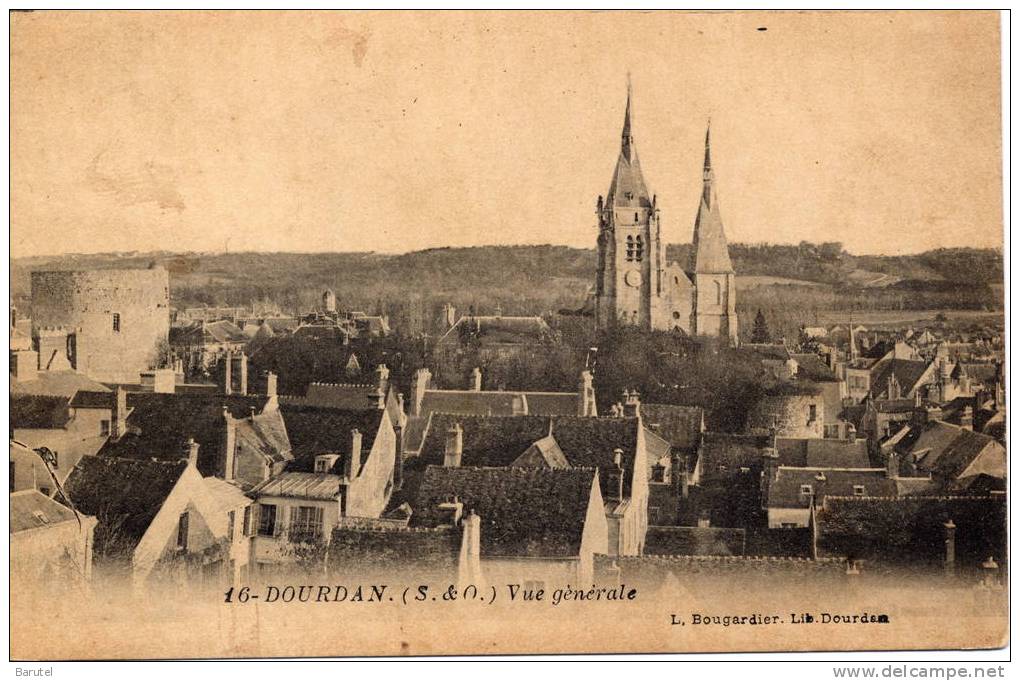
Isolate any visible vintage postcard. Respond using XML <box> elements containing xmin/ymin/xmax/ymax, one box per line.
<box><xmin>8</xmin><ymin>10</ymin><xmax>1006</xmax><ymax>659</ymax></box>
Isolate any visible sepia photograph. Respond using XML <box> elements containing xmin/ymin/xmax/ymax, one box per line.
<box><xmin>7</xmin><ymin>8</ymin><xmax>1008</xmax><ymax>664</ymax></box>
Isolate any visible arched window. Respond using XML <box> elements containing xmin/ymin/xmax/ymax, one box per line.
<box><xmin>714</xmin><ymin>280</ymin><xmax>722</xmax><ymax>305</ymax></box>
<box><xmin>626</xmin><ymin>236</ymin><xmax>634</xmax><ymax>262</ymax></box>
<box><xmin>634</xmin><ymin>212</ymin><xmax>639</xmax><ymax>223</ymax></box>
<box><xmin>635</xmin><ymin>235</ymin><xmax>644</xmax><ymax>262</ymax></box>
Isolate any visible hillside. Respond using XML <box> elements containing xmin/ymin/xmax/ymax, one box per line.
<box><xmin>11</xmin><ymin>243</ymin><xmax>1003</xmax><ymax>337</ymax></box>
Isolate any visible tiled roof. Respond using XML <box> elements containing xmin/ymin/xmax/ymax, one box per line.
<box><xmin>767</xmin><ymin>467</ymin><xmax>896</xmax><ymax>509</ymax></box>
<box><xmin>791</xmin><ymin>353</ymin><xmax>840</xmax><ymax>383</ymax></box>
<box><xmin>897</xmin><ymin>420</ymin><xmax>1003</xmax><ymax>482</ymax></box>
<box><xmin>698</xmin><ymin>432</ymin><xmax>771</xmax><ymax>477</ymax></box>
<box><xmin>69</xmin><ymin>390</ymin><xmax>115</xmax><ymax>409</ymax></box>
<box><xmin>10</xmin><ymin>489</ymin><xmax>80</xmax><ymax>533</ymax></box>
<box><xmin>641</xmin><ymin>404</ymin><xmax>704</xmax><ymax>452</ymax></box>
<box><xmin>97</xmin><ymin>393</ymin><xmax>270</xmax><ymax>477</ymax></box>
<box><xmin>870</xmin><ymin>358</ymin><xmax>931</xmax><ymax>395</ymax></box>
<box><xmin>201</xmin><ymin>477</ymin><xmax>251</xmax><ymax>515</ymax></box>
<box><xmin>280</xmin><ymin>405</ymin><xmax>384</xmax><ymax>474</ymax></box>
<box><xmin>776</xmin><ymin>438</ymin><xmax>870</xmax><ymax>469</ymax></box>
<box><xmin>10</xmin><ymin>371</ymin><xmax>111</xmax><ymax>398</ymax></box>
<box><xmin>412</xmin><ymin>465</ymin><xmax>596</xmax><ymax>558</ymax></box>
<box><xmin>11</xmin><ymin>393</ymin><xmax>71</xmax><ymax>429</ymax></box>
<box><xmin>64</xmin><ymin>456</ymin><xmax>188</xmax><ymax>554</ymax></box>
<box><xmin>235</xmin><ymin>408</ymin><xmax>292</xmax><ymax>466</ymax></box>
<box><xmin>249</xmin><ymin>472</ymin><xmax>343</xmax><ymax>500</ymax></box>
<box><xmin>415</xmin><ymin>413</ymin><xmax>642</xmax><ymax>498</ymax></box>
<box><xmin>420</xmin><ymin>390</ymin><xmax>524</xmax><ymax>417</ymax></box>
<box><xmin>644</xmin><ymin>526</ymin><xmax>746</xmax><ymax>557</ymax></box>
<box><xmin>170</xmin><ymin>320</ymin><xmax>248</xmax><ymax>345</ymax></box>
<box><xmin>282</xmin><ymin>382</ymin><xmax>381</xmax><ymax>411</ymax></box>
<box><xmin>643</xmin><ymin>428</ymin><xmax>672</xmax><ymax>467</ymax></box>
<box><xmin>327</xmin><ymin>524</ymin><xmax>461</xmax><ymax>574</ymax></box>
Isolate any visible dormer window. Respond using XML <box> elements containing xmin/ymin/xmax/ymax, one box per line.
<box><xmin>799</xmin><ymin>484</ymin><xmax>813</xmax><ymax>496</ymax></box>
<box><xmin>853</xmin><ymin>485</ymin><xmax>866</xmax><ymax>496</ymax></box>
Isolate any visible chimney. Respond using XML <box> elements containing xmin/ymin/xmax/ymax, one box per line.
<box><xmin>411</xmin><ymin>368</ymin><xmax>432</xmax><ymax>417</ymax></box>
<box><xmin>265</xmin><ymin>371</ymin><xmax>278</xmax><ymax>397</ymax></box>
<box><xmin>346</xmin><ymin>429</ymin><xmax>363</xmax><ymax>480</ymax></box>
<box><xmin>458</xmin><ymin>510</ymin><xmax>482</xmax><ymax>587</ymax></box>
<box><xmin>372</xmin><ymin>386</ymin><xmax>386</xmax><ymax>410</ymax></box>
<box><xmin>396</xmin><ymin>393</ymin><xmax>405</xmax><ymax>417</ymax></box>
<box><xmin>959</xmin><ymin>406</ymin><xmax>973</xmax><ymax>431</ymax></box>
<box><xmin>237</xmin><ymin>352</ymin><xmax>248</xmax><ymax>396</ymax></box>
<box><xmin>223</xmin><ymin>407</ymin><xmax>236</xmax><ymax>480</ymax></box>
<box><xmin>622</xmin><ymin>389</ymin><xmax>641</xmax><ymax>418</ymax></box>
<box><xmin>844</xmin><ymin>423</ymin><xmax>857</xmax><ymax>442</ymax></box>
<box><xmin>675</xmin><ymin>454</ymin><xmax>689</xmax><ymax>500</ymax></box>
<box><xmin>943</xmin><ymin>519</ymin><xmax>956</xmax><ymax>578</ymax></box>
<box><xmin>470</xmin><ymin>367</ymin><xmax>482</xmax><ymax>392</ymax></box>
<box><xmin>375</xmin><ymin>363</ymin><xmax>390</xmax><ymax>392</ymax></box>
<box><xmin>222</xmin><ymin>351</ymin><xmax>233</xmax><ymax>395</ymax></box>
<box><xmin>111</xmin><ymin>386</ymin><xmax>128</xmax><ymax>440</ymax></box>
<box><xmin>184</xmin><ymin>437</ymin><xmax>200</xmax><ymax>467</ymax></box>
<box><xmin>760</xmin><ymin>443</ymin><xmax>780</xmax><ymax>506</ymax></box>
<box><xmin>444</xmin><ymin>423</ymin><xmax>463</xmax><ymax>467</ymax></box>
<box><xmin>886</xmin><ymin>450</ymin><xmax>899</xmax><ymax>479</ymax></box>
<box><xmin>578</xmin><ymin>370</ymin><xmax>596</xmax><ymax>417</ymax></box>
<box><xmin>442</xmin><ymin>303</ymin><xmax>457</xmax><ymax>330</ymax></box>
<box><xmin>605</xmin><ymin>448</ymin><xmax>625</xmax><ymax>503</ymax></box>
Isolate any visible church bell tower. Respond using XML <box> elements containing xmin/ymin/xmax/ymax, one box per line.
<box><xmin>595</xmin><ymin>79</ymin><xmax>665</xmax><ymax>330</ymax></box>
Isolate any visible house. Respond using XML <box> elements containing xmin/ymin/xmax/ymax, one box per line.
<box><xmin>404</xmin><ymin>405</ymin><xmax>651</xmax><ymax>556</ymax></box>
<box><xmin>10</xmin><ymin>489</ymin><xmax>98</xmax><ymax>589</ymax></box>
<box><xmin>10</xmin><ymin>440</ymin><xmax>54</xmax><ymax>496</ymax></box>
<box><xmin>11</xmin><ymin>389</ymin><xmax>117</xmax><ymax>486</ymax></box>
<box><xmin>775</xmin><ymin>437</ymin><xmax>870</xmax><ymax>469</ymax></box>
<box><xmin>790</xmin><ymin>353</ymin><xmax>850</xmax><ymax>439</ymax></box>
<box><xmin>894</xmin><ymin>419</ymin><xmax>1006</xmax><ymax>491</ymax></box>
<box><xmin>432</xmin><ymin>312</ymin><xmax>556</xmax><ymax>372</ymax></box>
<box><xmin>412</xmin><ymin>465</ymin><xmax>608</xmax><ymax>583</ymax></box>
<box><xmin>246</xmin><ymin>404</ymin><xmax>398</xmax><ymax>573</ymax></box>
<box><xmin>869</xmin><ymin>358</ymin><xmax>936</xmax><ymax>401</ymax></box>
<box><xmin>96</xmin><ymin>387</ymin><xmax>291</xmax><ymax>488</ymax></box>
<box><xmin>402</xmin><ymin>367</ymin><xmax>598</xmax><ymax>454</ymax></box>
<box><xmin>764</xmin><ymin>463</ymin><xmax>898</xmax><ymax>528</ymax></box>
<box><xmin>169</xmin><ymin>320</ymin><xmax>249</xmax><ymax>378</ymax></box>
<box><xmin>745</xmin><ymin>392</ymin><xmax>825</xmax><ymax>438</ymax></box>
<box><xmin>64</xmin><ymin>447</ymin><xmax>252</xmax><ymax>589</ymax></box>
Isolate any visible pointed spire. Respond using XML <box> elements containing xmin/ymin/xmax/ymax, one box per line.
<box><xmin>621</xmin><ymin>72</ymin><xmax>635</xmax><ymax>162</ymax></box>
<box><xmin>606</xmin><ymin>74</ymin><xmax>651</xmax><ymax>208</ymax></box>
<box><xmin>690</xmin><ymin>120</ymin><xmax>734</xmax><ymax>274</ymax></box>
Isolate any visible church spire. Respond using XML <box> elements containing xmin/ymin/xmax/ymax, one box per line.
<box><xmin>606</xmin><ymin>75</ymin><xmax>651</xmax><ymax>208</ymax></box>
<box><xmin>690</xmin><ymin>120</ymin><xmax>734</xmax><ymax>274</ymax></box>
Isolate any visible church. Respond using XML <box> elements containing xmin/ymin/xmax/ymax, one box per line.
<box><xmin>594</xmin><ymin>83</ymin><xmax>738</xmax><ymax>342</ymax></box>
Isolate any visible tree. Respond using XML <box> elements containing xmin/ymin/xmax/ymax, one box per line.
<box><xmin>751</xmin><ymin>309</ymin><xmax>771</xmax><ymax>344</ymax></box>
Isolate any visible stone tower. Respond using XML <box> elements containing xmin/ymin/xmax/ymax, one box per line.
<box><xmin>690</xmin><ymin>123</ymin><xmax>738</xmax><ymax>342</ymax></box>
<box><xmin>595</xmin><ymin>81</ymin><xmax>667</xmax><ymax>330</ymax></box>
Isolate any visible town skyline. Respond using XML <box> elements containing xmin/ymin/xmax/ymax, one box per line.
<box><xmin>11</xmin><ymin>11</ymin><xmax>1003</xmax><ymax>258</ymax></box>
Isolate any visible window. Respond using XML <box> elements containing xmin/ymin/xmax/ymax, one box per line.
<box><xmin>227</xmin><ymin>510</ymin><xmax>236</xmax><ymax>541</ymax></box>
<box><xmin>808</xmin><ymin>404</ymin><xmax>818</xmax><ymax>423</ymax></box>
<box><xmin>799</xmin><ymin>484</ymin><xmax>813</xmax><ymax>496</ymax></box>
<box><xmin>290</xmin><ymin>506</ymin><xmax>324</xmax><ymax>543</ymax></box>
<box><xmin>633</xmin><ymin>212</ymin><xmax>639</xmax><ymax>222</ymax></box>
<box><xmin>824</xmin><ymin>424</ymin><xmax>840</xmax><ymax>439</ymax></box>
<box><xmin>714</xmin><ymin>280</ymin><xmax>722</xmax><ymax>305</ymax></box>
<box><xmin>243</xmin><ymin>506</ymin><xmax>253</xmax><ymax>536</ymax></box>
<box><xmin>177</xmin><ymin>512</ymin><xmax>189</xmax><ymax>550</ymax></box>
<box><xmin>100</xmin><ymin>420</ymin><xmax>111</xmax><ymax>436</ymax></box>
<box><xmin>853</xmin><ymin>485</ymin><xmax>866</xmax><ymax>497</ymax></box>
<box><xmin>625</xmin><ymin>235</ymin><xmax>634</xmax><ymax>262</ymax></box>
<box><xmin>634</xmin><ymin>235</ymin><xmax>644</xmax><ymax>262</ymax></box>
<box><xmin>112</xmin><ymin>313</ymin><xmax>121</xmax><ymax>333</ymax></box>
<box><xmin>257</xmin><ymin>504</ymin><xmax>277</xmax><ymax>537</ymax></box>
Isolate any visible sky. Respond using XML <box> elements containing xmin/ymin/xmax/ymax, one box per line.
<box><xmin>10</xmin><ymin>10</ymin><xmax>1003</xmax><ymax>258</ymax></box>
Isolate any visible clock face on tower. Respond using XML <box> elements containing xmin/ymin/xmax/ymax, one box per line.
<box><xmin>624</xmin><ymin>269</ymin><xmax>642</xmax><ymax>288</ymax></box>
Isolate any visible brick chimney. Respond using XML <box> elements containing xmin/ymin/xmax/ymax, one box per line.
<box><xmin>263</xmin><ymin>371</ymin><xmax>278</xmax><ymax>410</ymax></box>
<box><xmin>444</xmin><ymin>423</ymin><xmax>463</xmax><ymax>467</ymax></box>
<box><xmin>222</xmin><ymin>407</ymin><xmax>236</xmax><ymax>480</ymax></box>
<box><xmin>346</xmin><ymin>429</ymin><xmax>363</xmax><ymax>480</ymax></box>
<box><xmin>886</xmin><ymin>450</ymin><xmax>899</xmax><ymax>479</ymax></box>
<box><xmin>577</xmin><ymin>370</ymin><xmax>596</xmax><ymax>417</ymax></box>
<box><xmin>605</xmin><ymin>448</ymin><xmax>625</xmax><ymax>503</ymax></box>
<box><xmin>111</xmin><ymin>386</ymin><xmax>128</xmax><ymax>440</ymax></box>
<box><xmin>622</xmin><ymin>389</ymin><xmax>641</xmax><ymax>418</ymax></box>
<box><xmin>375</xmin><ymin>363</ymin><xmax>390</xmax><ymax>392</ymax></box>
<box><xmin>236</xmin><ymin>352</ymin><xmax>248</xmax><ymax>396</ymax></box>
<box><xmin>410</xmin><ymin>368</ymin><xmax>432</xmax><ymax>417</ymax></box>
<box><xmin>184</xmin><ymin>437</ymin><xmax>200</xmax><ymax>468</ymax></box>
<box><xmin>222</xmin><ymin>351</ymin><xmax>233</xmax><ymax>395</ymax></box>
<box><xmin>470</xmin><ymin>367</ymin><xmax>482</xmax><ymax>392</ymax></box>
<box><xmin>959</xmin><ymin>406</ymin><xmax>973</xmax><ymax>431</ymax></box>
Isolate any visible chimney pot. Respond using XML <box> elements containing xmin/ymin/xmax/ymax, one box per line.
<box><xmin>445</xmin><ymin>423</ymin><xmax>464</xmax><ymax>467</ymax></box>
